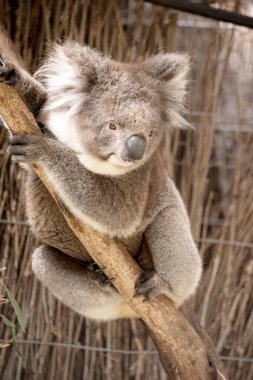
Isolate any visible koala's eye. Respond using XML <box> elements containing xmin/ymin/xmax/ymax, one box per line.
<box><xmin>108</xmin><ymin>122</ymin><xmax>117</xmax><ymax>131</ymax></box>
<box><xmin>149</xmin><ymin>130</ymin><xmax>154</xmax><ymax>137</ymax></box>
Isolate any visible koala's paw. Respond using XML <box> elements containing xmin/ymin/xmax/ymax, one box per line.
<box><xmin>0</xmin><ymin>59</ymin><xmax>20</xmax><ymax>85</ymax></box>
<box><xmin>134</xmin><ymin>271</ymin><xmax>169</xmax><ymax>301</ymax></box>
<box><xmin>87</xmin><ymin>263</ymin><xmax>114</xmax><ymax>287</ymax></box>
<box><xmin>8</xmin><ymin>134</ymin><xmax>49</xmax><ymax>163</ymax></box>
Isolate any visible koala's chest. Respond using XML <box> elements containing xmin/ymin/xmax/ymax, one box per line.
<box><xmin>80</xmin><ymin>211</ymin><xmax>143</xmax><ymax>239</ymax></box>
<box><xmin>72</xmin><ymin>170</ymin><xmax>151</xmax><ymax>238</ymax></box>
<box><xmin>81</xmin><ymin>184</ymin><xmax>147</xmax><ymax>238</ymax></box>
<box><xmin>28</xmin><ymin>164</ymin><xmax>150</xmax><ymax>239</ymax></box>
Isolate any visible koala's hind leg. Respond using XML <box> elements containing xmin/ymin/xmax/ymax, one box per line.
<box><xmin>32</xmin><ymin>245</ymin><xmax>136</xmax><ymax>320</ymax></box>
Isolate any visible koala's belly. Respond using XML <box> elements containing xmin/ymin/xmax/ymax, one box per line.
<box><xmin>25</xmin><ymin>170</ymin><xmax>143</xmax><ymax>260</ymax></box>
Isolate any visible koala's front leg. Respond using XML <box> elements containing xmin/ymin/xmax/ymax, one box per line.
<box><xmin>8</xmin><ymin>134</ymin><xmax>111</xmax><ymax>224</ymax></box>
<box><xmin>0</xmin><ymin>59</ymin><xmax>47</xmax><ymax>116</ymax></box>
<box><xmin>8</xmin><ymin>134</ymin><xmax>53</xmax><ymax>162</ymax></box>
<box><xmin>137</xmin><ymin>206</ymin><xmax>202</xmax><ymax>306</ymax></box>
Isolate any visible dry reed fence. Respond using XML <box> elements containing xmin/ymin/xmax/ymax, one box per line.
<box><xmin>0</xmin><ymin>1</ymin><xmax>252</xmax><ymax>379</ymax></box>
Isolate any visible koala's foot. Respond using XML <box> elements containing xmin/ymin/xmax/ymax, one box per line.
<box><xmin>134</xmin><ymin>270</ymin><xmax>171</xmax><ymax>301</ymax></box>
<box><xmin>87</xmin><ymin>263</ymin><xmax>114</xmax><ymax>287</ymax></box>
<box><xmin>32</xmin><ymin>245</ymin><xmax>137</xmax><ymax>320</ymax></box>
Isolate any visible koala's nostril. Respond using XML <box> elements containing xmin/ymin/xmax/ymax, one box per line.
<box><xmin>124</xmin><ymin>134</ymin><xmax>147</xmax><ymax>161</ymax></box>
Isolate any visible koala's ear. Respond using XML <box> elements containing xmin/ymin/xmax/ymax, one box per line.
<box><xmin>143</xmin><ymin>53</ymin><xmax>192</xmax><ymax>128</ymax></box>
<box><xmin>35</xmin><ymin>42</ymin><xmax>101</xmax><ymax>116</ymax></box>
<box><xmin>143</xmin><ymin>53</ymin><xmax>190</xmax><ymax>81</ymax></box>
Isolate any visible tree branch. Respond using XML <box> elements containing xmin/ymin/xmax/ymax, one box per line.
<box><xmin>146</xmin><ymin>0</ymin><xmax>253</xmax><ymax>29</ymax></box>
<box><xmin>0</xmin><ymin>33</ymin><xmax>226</xmax><ymax>380</ymax></box>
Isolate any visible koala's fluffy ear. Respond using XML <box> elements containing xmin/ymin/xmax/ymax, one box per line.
<box><xmin>143</xmin><ymin>53</ymin><xmax>192</xmax><ymax>128</ymax></box>
<box><xmin>35</xmin><ymin>42</ymin><xmax>102</xmax><ymax>116</ymax></box>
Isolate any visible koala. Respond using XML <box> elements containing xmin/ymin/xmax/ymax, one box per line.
<box><xmin>0</xmin><ymin>42</ymin><xmax>202</xmax><ymax>320</ymax></box>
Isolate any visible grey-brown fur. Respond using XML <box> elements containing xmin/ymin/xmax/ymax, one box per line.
<box><xmin>1</xmin><ymin>42</ymin><xmax>202</xmax><ymax>320</ymax></box>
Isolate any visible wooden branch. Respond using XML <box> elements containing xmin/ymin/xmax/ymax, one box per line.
<box><xmin>146</xmin><ymin>0</ymin><xmax>253</xmax><ymax>29</ymax></box>
<box><xmin>0</xmin><ymin>34</ymin><xmax>227</xmax><ymax>379</ymax></box>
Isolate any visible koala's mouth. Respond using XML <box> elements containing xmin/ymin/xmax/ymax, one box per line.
<box><xmin>107</xmin><ymin>153</ymin><xmax>136</xmax><ymax>167</ymax></box>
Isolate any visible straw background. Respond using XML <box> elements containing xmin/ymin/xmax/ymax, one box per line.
<box><xmin>0</xmin><ymin>1</ymin><xmax>252</xmax><ymax>379</ymax></box>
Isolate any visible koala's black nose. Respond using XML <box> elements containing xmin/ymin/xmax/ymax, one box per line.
<box><xmin>124</xmin><ymin>134</ymin><xmax>147</xmax><ymax>161</ymax></box>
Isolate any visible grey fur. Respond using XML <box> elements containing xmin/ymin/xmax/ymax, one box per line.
<box><xmin>2</xmin><ymin>42</ymin><xmax>202</xmax><ymax>320</ymax></box>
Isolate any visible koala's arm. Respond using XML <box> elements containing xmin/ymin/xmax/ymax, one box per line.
<box><xmin>143</xmin><ymin>191</ymin><xmax>202</xmax><ymax>306</ymax></box>
<box><xmin>0</xmin><ymin>60</ymin><xmax>47</xmax><ymax>116</ymax></box>
<box><xmin>8</xmin><ymin>134</ymin><xmax>136</xmax><ymax>229</ymax></box>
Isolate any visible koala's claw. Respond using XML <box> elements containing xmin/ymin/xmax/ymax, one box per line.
<box><xmin>2</xmin><ymin>78</ymin><xmax>15</xmax><ymax>85</ymax></box>
<box><xmin>87</xmin><ymin>263</ymin><xmax>114</xmax><ymax>287</ymax></box>
<box><xmin>134</xmin><ymin>271</ymin><xmax>162</xmax><ymax>301</ymax></box>
<box><xmin>0</xmin><ymin>63</ymin><xmax>17</xmax><ymax>85</ymax></box>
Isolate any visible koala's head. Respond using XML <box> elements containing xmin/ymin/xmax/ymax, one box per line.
<box><xmin>36</xmin><ymin>42</ymin><xmax>190</xmax><ymax>176</ymax></box>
